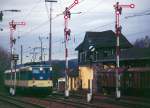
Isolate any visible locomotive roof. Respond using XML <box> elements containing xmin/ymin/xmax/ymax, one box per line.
<box><xmin>4</xmin><ymin>66</ymin><xmax>31</xmax><ymax>74</ymax></box>
<box><xmin>4</xmin><ymin>69</ymin><xmax>20</xmax><ymax>74</ymax></box>
<box><xmin>29</xmin><ymin>65</ymin><xmax>50</xmax><ymax>67</ymax></box>
<box><xmin>4</xmin><ymin>65</ymin><xmax>51</xmax><ymax>74</ymax></box>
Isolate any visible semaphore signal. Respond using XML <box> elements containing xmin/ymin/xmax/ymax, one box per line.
<box><xmin>63</xmin><ymin>0</ymin><xmax>79</xmax><ymax>97</ymax></box>
<box><xmin>9</xmin><ymin>20</ymin><xmax>25</xmax><ymax>96</ymax></box>
<box><xmin>113</xmin><ymin>2</ymin><xmax>135</xmax><ymax>99</ymax></box>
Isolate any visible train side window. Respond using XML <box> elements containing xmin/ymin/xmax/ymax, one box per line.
<box><xmin>149</xmin><ymin>72</ymin><xmax>150</xmax><ymax>88</ymax></box>
<box><xmin>5</xmin><ymin>73</ymin><xmax>9</xmax><ymax>80</ymax></box>
<box><xmin>20</xmin><ymin>71</ymin><xmax>27</xmax><ymax>80</ymax></box>
<box><xmin>32</xmin><ymin>68</ymin><xmax>40</xmax><ymax>74</ymax></box>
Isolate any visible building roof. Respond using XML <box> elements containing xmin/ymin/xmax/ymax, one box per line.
<box><xmin>96</xmin><ymin>47</ymin><xmax>150</xmax><ymax>63</ymax></box>
<box><xmin>75</xmin><ymin>30</ymin><xmax>132</xmax><ymax>51</ymax></box>
<box><xmin>121</xmin><ymin>47</ymin><xmax>150</xmax><ymax>60</ymax></box>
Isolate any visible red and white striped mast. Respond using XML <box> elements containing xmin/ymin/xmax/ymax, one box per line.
<box><xmin>64</xmin><ymin>0</ymin><xmax>79</xmax><ymax>97</ymax></box>
<box><xmin>9</xmin><ymin>20</ymin><xmax>25</xmax><ymax>95</ymax></box>
<box><xmin>114</xmin><ymin>2</ymin><xmax>135</xmax><ymax>99</ymax></box>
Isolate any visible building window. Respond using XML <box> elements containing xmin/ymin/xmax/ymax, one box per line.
<box><xmin>97</xmin><ymin>50</ymin><xmax>103</xmax><ymax>60</ymax></box>
<box><xmin>85</xmin><ymin>51</ymin><xmax>87</xmax><ymax>62</ymax></box>
<box><xmin>93</xmin><ymin>51</ymin><xmax>98</xmax><ymax>62</ymax></box>
<box><xmin>103</xmin><ymin>49</ymin><xmax>113</xmax><ymax>57</ymax></box>
<box><xmin>82</xmin><ymin>52</ymin><xmax>85</xmax><ymax>62</ymax></box>
<box><xmin>79</xmin><ymin>52</ymin><xmax>82</xmax><ymax>63</ymax></box>
<box><xmin>79</xmin><ymin>51</ymin><xmax>86</xmax><ymax>63</ymax></box>
<box><xmin>120</xmin><ymin>48</ymin><xmax>127</xmax><ymax>51</ymax></box>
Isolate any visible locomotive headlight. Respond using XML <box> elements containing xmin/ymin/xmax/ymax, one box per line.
<box><xmin>29</xmin><ymin>67</ymin><xmax>32</xmax><ymax>71</ymax></box>
<box><xmin>39</xmin><ymin>76</ymin><xmax>43</xmax><ymax>80</ymax></box>
<box><xmin>40</xmin><ymin>67</ymin><xmax>43</xmax><ymax>71</ymax></box>
<box><xmin>50</xmin><ymin>67</ymin><xmax>52</xmax><ymax>71</ymax></box>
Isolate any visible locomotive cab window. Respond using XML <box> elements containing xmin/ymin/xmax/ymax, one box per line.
<box><xmin>44</xmin><ymin>68</ymin><xmax>51</xmax><ymax>73</ymax></box>
<box><xmin>32</xmin><ymin>68</ymin><xmax>40</xmax><ymax>74</ymax></box>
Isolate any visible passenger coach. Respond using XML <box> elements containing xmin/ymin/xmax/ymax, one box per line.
<box><xmin>4</xmin><ymin>65</ymin><xmax>53</xmax><ymax>95</ymax></box>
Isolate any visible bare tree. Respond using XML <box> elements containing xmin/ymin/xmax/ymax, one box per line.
<box><xmin>134</xmin><ymin>35</ymin><xmax>150</xmax><ymax>48</ymax></box>
<box><xmin>0</xmin><ymin>47</ymin><xmax>10</xmax><ymax>69</ymax></box>
<box><xmin>0</xmin><ymin>46</ymin><xmax>10</xmax><ymax>92</ymax></box>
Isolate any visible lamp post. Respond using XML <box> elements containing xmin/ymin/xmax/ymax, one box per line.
<box><xmin>0</xmin><ymin>11</ymin><xmax>3</xmax><ymax>22</ymax></box>
<box><xmin>0</xmin><ymin>9</ymin><xmax>21</xmax><ymax>26</ymax></box>
<box><xmin>87</xmin><ymin>45</ymin><xmax>95</xmax><ymax>102</ymax></box>
<box><xmin>0</xmin><ymin>10</ymin><xmax>21</xmax><ymax>21</ymax></box>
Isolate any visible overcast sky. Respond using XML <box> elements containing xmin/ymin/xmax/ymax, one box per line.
<box><xmin>0</xmin><ymin>0</ymin><xmax>150</xmax><ymax>63</ymax></box>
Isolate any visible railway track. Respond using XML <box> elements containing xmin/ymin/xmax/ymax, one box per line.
<box><xmin>22</xmin><ymin>95</ymin><xmax>102</xmax><ymax>108</ymax></box>
<box><xmin>121</xmin><ymin>95</ymin><xmax>150</xmax><ymax>103</ymax></box>
<box><xmin>46</xmin><ymin>95</ymin><xmax>102</xmax><ymax>108</ymax></box>
<box><xmin>93</xmin><ymin>94</ymin><xmax>150</xmax><ymax>108</ymax></box>
<box><xmin>50</xmin><ymin>92</ymin><xmax>150</xmax><ymax>108</ymax></box>
<box><xmin>1</xmin><ymin>93</ymin><xmax>102</xmax><ymax>108</ymax></box>
<box><xmin>1</xmin><ymin>92</ymin><xmax>149</xmax><ymax>108</ymax></box>
<box><xmin>46</xmin><ymin>93</ymin><xmax>127</xmax><ymax>108</ymax></box>
<box><xmin>68</xmin><ymin>93</ymin><xmax>150</xmax><ymax>108</ymax></box>
<box><xmin>22</xmin><ymin>94</ymin><xmax>121</xmax><ymax>108</ymax></box>
<box><xmin>0</xmin><ymin>94</ymin><xmax>44</xmax><ymax>108</ymax></box>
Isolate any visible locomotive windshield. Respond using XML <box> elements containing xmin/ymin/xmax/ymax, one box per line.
<box><xmin>32</xmin><ymin>68</ymin><xmax>50</xmax><ymax>74</ymax></box>
<box><xmin>43</xmin><ymin>68</ymin><xmax>51</xmax><ymax>73</ymax></box>
<box><xmin>32</xmin><ymin>67</ymin><xmax>51</xmax><ymax>80</ymax></box>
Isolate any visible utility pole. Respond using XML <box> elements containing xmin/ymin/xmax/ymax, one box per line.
<box><xmin>30</xmin><ymin>47</ymin><xmax>38</xmax><ymax>62</ymax></box>
<box><xmin>33</xmin><ymin>47</ymin><xmax>37</xmax><ymax>62</ymax></box>
<box><xmin>64</xmin><ymin>0</ymin><xmax>79</xmax><ymax>97</ymax></box>
<box><xmin>113</xmin><ymin>2</ymin><xmax>135</xmax><ymax>99</ymax></box>
<box><xmin>44</xmin><ymin>53</ymin><xmax>47</xmax><ymax>62</ymax></box>
<box><xmin>20</xmin><ymin>45</ymin><xmax>23</xmax><ymax>65</ymax></box>
<box><xmin>9</xmin><ymin>20</ymin><xmax>25</xmax><ymax>95</ymax></box>
<box><xmin>45</xmin><ymin>0</ymin><xmax>57</xmax><ymax>67</ymax></box>
<box><xmin>38</xmin><ymin>36</ymin><xmax>48</xmax><ymax>63</ymax></box>
<box><xmin>39</xmin><ymin>36</ymin><xmax>43</xmax><ymax>63</ymax></box>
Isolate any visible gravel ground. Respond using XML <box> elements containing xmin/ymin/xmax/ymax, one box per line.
<box><xmin>0</xmin><ymin>101</ymin><xmax>19</xmax><ymax>108</ymax></box>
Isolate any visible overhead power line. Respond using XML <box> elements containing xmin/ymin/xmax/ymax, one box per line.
<box><xmin>22</xmin><ymin>0</ymin><xmax>42</xmax><ymax>20</ymax></box>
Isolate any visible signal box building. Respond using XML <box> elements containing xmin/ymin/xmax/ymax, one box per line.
<box><xmin>75</xmin><ymin>30</ymin><xmax>150</xmax><ymax>96</ymax></box>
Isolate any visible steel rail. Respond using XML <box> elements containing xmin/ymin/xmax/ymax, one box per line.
<box><xmin>0</xmin><ymin>94</ymin><xmax>44</xmax><ymax>108</ymax></box>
